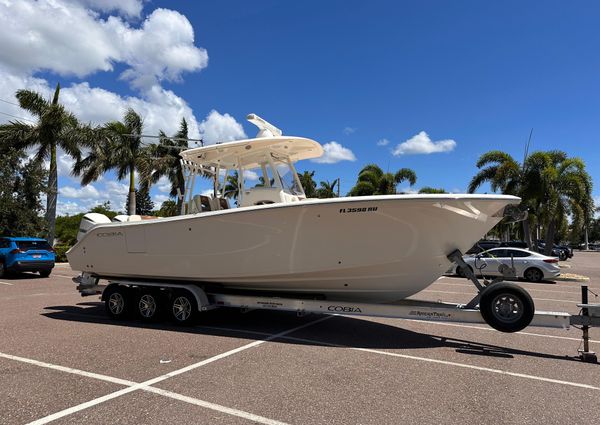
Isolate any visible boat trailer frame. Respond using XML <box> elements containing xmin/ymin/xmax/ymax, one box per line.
<box><xmin>74</xmin><ymin>251</ymin><xmax>600</xmax><ymax>363</ymax></box>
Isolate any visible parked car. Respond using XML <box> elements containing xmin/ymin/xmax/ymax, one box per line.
<box><xmin>499</xmin><ymin>240</ymin><xmax>529</xmax><ymax>249</ymax></box>
<box><xmin>0</xmin><ymin>237</ymin><xmax>55</xmax><ymax>278</ymax></box>
<box><xmin>537</xmin><ymin>241</ymin><xmax>569</xmax><ymax>261</ymax></box>
<box><xmin>465</xmin><ymin>240</ymin><xmax>501</xmax><ymax>255</ymax></box>
<box><xmin>452</xmin><ymin>247</ymin><xmax>560</xmax><ymax>282</ymax></box>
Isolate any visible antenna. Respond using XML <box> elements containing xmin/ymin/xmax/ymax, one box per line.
<box><xmin>522</xmin><ymin>128</ymin><xmax>533</xmax><ymax>169</ymax></box>
<box><xmin>247</xmin><ymin>113</ymin><xmax>282</xmax><ymax>138</ymax></box>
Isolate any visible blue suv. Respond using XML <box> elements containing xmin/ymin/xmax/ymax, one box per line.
<box><xmin>0</xmin><ymin>237</ymin><xmax>55</xmax><ymax>278</ymax></box>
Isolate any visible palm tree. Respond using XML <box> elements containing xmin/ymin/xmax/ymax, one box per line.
<box><xmin>74</xmin><ymin>108</ymin><xmax>145</xmax><ymax>215</ymax></box>
<box><xmin>224</xmin><ymin>171</ymin><xmax>240</xmax><ymax>203</ymax></box>
<box><xmin>418</xmin><ymin>187</ymin><xmax>447</xmax><ymax>194</ymax></box>
<box><xmin>468</xmin><ymin>150</ymin><xmax>533</xmax><ymax>247</ymax></box>
<box><xmin>0</xmin><ymin>83</ymin><xmax>90</xmax><ymax>245</ymax></box>
<box><xmin>316</xmin><ymin>179</ymin><xmax>338</xmax><ymax>198</ymax></box>
<box><xmin>139</xmin><ymin>118</ymin><xmax>189</xmax><ymax>210</ymax></box>
<box><xmin>298</xmin><ymin>170</ymin><xmax>317</xmax><ymax>198</ymax></box>
<box><xmin>523</xmin><ymin>151</ymin><xmax>592</xmax><ymax>255</ymax></box>
<box><xmin>348</xmin><ymin>164</ymin><xmax>416</xmax><ymax>196</ymax></box>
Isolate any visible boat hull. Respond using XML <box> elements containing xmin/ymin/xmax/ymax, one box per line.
<box><xmin>67</xmin><ymin>195</ymin><xmax>519</xmax><ymax>302</ymax></box>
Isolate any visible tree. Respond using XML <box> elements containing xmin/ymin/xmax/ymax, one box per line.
<box><xmin>468</xmin><ymin>150</ymin><xmax>533</xmax><ymax>247</ymax></box>
<box><xmin>224</xmin><ymin>171</ymin><xmax>240</xmax><ymax>203</ymax></box>
<box><xmin>0</xmin><ymin>83</ymin><xmax>92</xmax><ymax>245</ymax></box>
<box><xmin>316</xmin><ymin>179</ymin><xmax>339</xmax><ymax>198</ymax></box>
<box><xmin>125</xmin><ymin>188</ymin><xmax>155</xmax><ymax>215</ymax></box>
<box><xmin>0</xmin><ymin>147</ymin><xmax>47</xmax><ymax>237</ymax></box>
<box><xmin>348</xmin><ymin>164</ymin><xmax>416</xmax><ymax>196</ymax></box>
<box><xmin>298</xmin><ymin>171</ymin><xmax>317</xmax><ymax>198</ymax></box>
<box><xmin>418</xmin><ymin>187</ymin><xmax>447</xmax><ymax>194</ymax></box>
<box><xmin>139</xmin><ymin>118</ymin><xmax>190</xmax><ymax>210</ymax></box>
<box><xmin>523</xmin><ymin>151</ymin><xmax>592</xmax><ymax>254</ymax></box>
<box><xmin>157</xmin><ymin>200</ymin><xmax>178</xmax><ymax>217</ymax></box>
<box><xmin>74</xmin><ymin>108</ymin><xmax>145</xmax><ymax>215</ymax></box>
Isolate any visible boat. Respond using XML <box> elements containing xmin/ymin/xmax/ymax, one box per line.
<box><xmin>67</xmin><ymin>114</ymin><xmax>520</xmax><ymax>302</ymax></box>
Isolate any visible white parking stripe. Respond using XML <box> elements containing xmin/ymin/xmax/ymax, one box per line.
<box><xmin>1</xmin><ymin>351</ymin><xmax>288</xmax><ymax>425</ymax></box>
<box><xmin>26</xmin><ymin>315</ymin><xmax>332</xmax><ymax>424</ymax></box>
<box><xmin>273</xmin><ymin>335</ymin><xmax>600</xmax><ymax>392</ymax></box>
<box><xmin>422</xmin><ymin>289</ymin><xmax>580</xmax><ymax>304</ymax></box>
<box><xmin>0</xmin><ymin>352</ymin><xmax>135</xmax><ymax>386</ymax></box>
<box><xmin>144</xmin><ymin>386</ymin><xmax>289</xmax><ymax>425</ymax></box>
<box><xmin>0</xmin><ymin>280</ymin><xmax>14</xmax><ymax>285</ymax></box>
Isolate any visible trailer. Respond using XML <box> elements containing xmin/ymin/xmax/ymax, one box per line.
<box><xmin>73</xmin><ymin>250</ymin><xmax>600</xmax><ymax>363</ymax></box>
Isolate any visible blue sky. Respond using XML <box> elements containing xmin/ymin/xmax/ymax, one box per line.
<box><xmin>0</xmin><ymin>1</ymin><xmax>598</xmax><ymax>213</ymax></box>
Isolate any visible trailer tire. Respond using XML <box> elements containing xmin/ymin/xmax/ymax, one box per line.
<box><xmin>104</xmin><ymin>285</ymin><xmax>131</xmax><ymax>320</ymax></box>
<box><xmin>136</xmin><ymin>290</ymin><xmax>161</xmax><ymax>321</ymax></box>
<box><xmin>479</xmin><ymin>282</ymin><xmax>534</xmax><ymax>333</ymax></box>
<box><xmin>169</xmin><ymin>289</ymin><xmax>197</xmax><ymax>325</ymax></box>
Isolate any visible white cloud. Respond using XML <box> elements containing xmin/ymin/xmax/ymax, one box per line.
<box><xmin>156</xmin><ymin>176</ymin><xmax>171</xmax><ymax>193</ymax></box>
<box><xmin>0</xmin><ymin>1</ymin><xmax>207</xmax><ymax>91</ymax></box>
<box><xmin>0</xmin><ymin>71</ymin><xmax>201</xmax><ymax>138</ymax></box>
<box><xmin>59</xmin><ymin>184</ymin><xmax>101</xmax><ymax>199</ymax></box>
<box><xmin>243</xmin><ymin>170</ymin><xmax>259</xmax><ymax>181</ymax></box>
<box><xmin>153</xmin><ymin>194</ymin><xmax>170</xmax><ymax>205</ymax></box>
<box><xmin>199</xmin><ymin>110</ymin><xmax>247</xmax><ymax>145</ymax></box>
<box><xmin>377</xmin><ymin>138</ymin><xmax>390</xmax><ymax>146</ymax></box>
<box><xmin>343</xmin><ymin>127</ymin><xmax>356</xmax><ymax>135</ymax></box>
<box><xmin>392</xmin><ymin>131</ymin><xmax>456</xmax><ymax>156</ymax></box>
<box><xmin>311</xmin><ymin>141</ymin><xmax>356</xmax><ymax>164</ymax></box>
<box><xmin>71</xmin><ymin>0</ymin><xmax>143</xmax><ymax>17</ymax></box>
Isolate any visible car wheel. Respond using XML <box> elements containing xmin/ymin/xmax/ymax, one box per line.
<box><xmin>479</xmin><ymin>282</ymin><xmax>535</xmax><ymax>332</ymax></box>
<box><xmin>558</xmin><ymin>251</ymin><xmax>567</xmax><ymax>261</ymax></box>
<box><xmin>136</xmin><ymin>290</ymin><xmax>161</xmax><ymax>321</ymax></box>
<box><xmin>104</xmin><ymin>285</ymin><xmax>130</xmax><ymax>319</ymax></box>
<box><xmin>0</xmin><ymin>262</ymin><xmax>5</xmax><ymax>278</ymax></box>
<box><xmin>169</xmin><ymin>290</ymin><xmax>197</xmax><ymax>325</ymax></box>
<box><xmin>524</xmin><ymin>267</ymin><xmax>543</xmax><ymax>282</ymax></box>
<box><xmin>39</xmin><ymin>269</ymin><xmax>51</xmax><ymax>278</ymax></box>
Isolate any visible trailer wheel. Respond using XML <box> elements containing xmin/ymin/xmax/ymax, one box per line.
<box><xmin>104</xmin><ymin>285</ymin><xmax>130</xmax><ymax>319</ymax></box>
<box><xmin>169</xmin><ymin>290</ymin><xmax>197</xmax><ymax>325</ymax></box>
<box><xmin>479</xmin><ymin>282</ymin><xmax>534</xmax><ymax>333</ymax></box>
<box><xmin>136</xmin><ymin>290</ymin><xmax>161</xmax><ymax>321</ymax></box>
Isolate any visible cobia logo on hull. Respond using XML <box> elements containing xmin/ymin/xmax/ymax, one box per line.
<box><xmin>327</xmin><ymin>305</ymin><xmax>362</xmax><ymax>313</ymax></box>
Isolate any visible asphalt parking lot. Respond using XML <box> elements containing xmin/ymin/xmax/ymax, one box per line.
<box><xmin>1</xmin><ymin>253</ymin><xmax>599</xmax><ymax>424</ymax></box>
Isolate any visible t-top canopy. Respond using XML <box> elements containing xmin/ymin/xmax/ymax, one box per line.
<box><xmin>179</xmin><ymin>136</ymin><xmax>324</xmax><ymax>169</ymax></box>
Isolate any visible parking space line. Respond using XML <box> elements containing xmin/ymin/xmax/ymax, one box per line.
<box><xmin>270</xmin><ymin>335</ymin><xmax>600</xmax><ymax>392</ymax></box>
<box><xmin>422</xmin><ymin>289</ymin><xmax>580</xmax><ymax>304</ymax></box>
<box><xmin>144</xmin><ymin>386</ymin><xmax>288</xmax><ymax>425</ymax></box>
<box><xmin>1</xmin><ymin>351</ymin><xmax>288</xmax><ymax>425</ymax></box>
<box><xmin>0</xmin><ymin>352</ymin><xmax>136</xmax><ymax>387</ymax></box>
<box><xmin>201</xmin><ymin>319</ymin><xmax>596</xmax><ymax>346</ymax></box>
<box><xmin>52</xmin><ymin>274</ymin><xmax>76</xmax><ymax>279</ymax></box>
<box><xmin>26</xmin><ymin>315</ymin><xmax>332</xmax><ymax>424</ymax></box>
<box><xmin>0</xmin><ymin>281</ymin><xmax>14</xmax><ymax>286</ymax></box>
<box><xmin>433</xmin><ymin>281</ymin><xmax>585</xmax><ymax>296</ymax></box>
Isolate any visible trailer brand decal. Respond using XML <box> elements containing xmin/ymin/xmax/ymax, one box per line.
<box><xmin>339</xmin><ymin>207</ymin><xmax>378</xmax><ymax>214</ymax></box>
<box><xmin>409</xmin><ymin>310</ymin><xmax>452</xmax><ymax>319</ymax></box>
<box><xmin>328</xmin><ymin>305</ymin><xmax>362</xmax><ymax>313</ymax></box>
<box><xmin>96</xmin><ymin>231</ymin><xmax>123</xmax><ymax>237</ymax></box>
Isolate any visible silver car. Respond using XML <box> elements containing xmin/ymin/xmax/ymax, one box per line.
<box><xmin>454</xmin><ymin>247</ymin><xmax>560</xmax><ymax>282</ymax></box>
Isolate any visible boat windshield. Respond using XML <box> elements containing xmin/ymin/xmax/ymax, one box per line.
<box><xmin>272</xmin><ymin>157</ymin><xmax>304</xmax><ymax>196</ymax></box>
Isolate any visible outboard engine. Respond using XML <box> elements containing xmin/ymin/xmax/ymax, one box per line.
<box><xmin>77</xmin><ymin>213</ymin><xmax>111</xmax><ymax>242</ymax></box>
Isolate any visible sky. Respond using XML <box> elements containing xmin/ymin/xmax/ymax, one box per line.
<box><xmin>0</xmin><ymin>0</ymin><xmax>598</xmax><ymax>215</ymax></box>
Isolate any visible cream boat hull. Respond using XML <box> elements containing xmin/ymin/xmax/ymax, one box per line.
<box><xmin>67</xmin><ymin>194</ymin><xmax>519</xmax><ymax>302</ymax></box>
